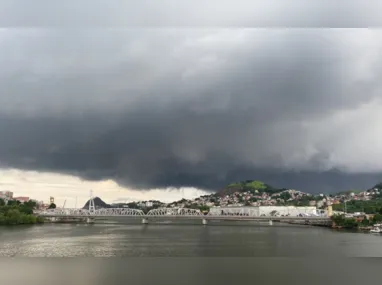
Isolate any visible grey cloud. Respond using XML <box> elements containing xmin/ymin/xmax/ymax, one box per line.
<box><xmin>0</xmin><ymin>29</ymin><xmax>382</xmax><ymax>193</ymax></box>
<box><xmin>1</xmin><ymin>0</ymin><xmax>382</xmax><ymax>27</ymax></box>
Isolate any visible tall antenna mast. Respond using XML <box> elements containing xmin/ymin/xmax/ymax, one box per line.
<box><xmin>89</xmin><ymin>190</ymin><xmax>95</xmax><ymax>213</ymax></box>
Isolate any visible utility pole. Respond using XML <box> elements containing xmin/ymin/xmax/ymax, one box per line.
<box><xmin>344</xmin><ymin>200</ymin><xmax>347</xmax><ymax>214</ymax></box>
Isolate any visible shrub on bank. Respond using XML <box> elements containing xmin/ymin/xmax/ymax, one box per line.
<box><xmin>0</xmin><ymin>206</ymin><xmax>44</xmax><ymax>225</ymax></box>
<box><xmin>331</xmin><ymin>214</ymin><xmax>358</xmax><ymax>229</ymax></box>
<box><xmin>331</xmin><ymin>213</ymin><xmax>382</xmax><ymax>229</ymax></box>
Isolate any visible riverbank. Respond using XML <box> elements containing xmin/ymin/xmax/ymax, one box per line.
<box><xmin>0</xmin><ymin>214</ymin><xmax>44</xmax><ymax>225</ymax></box>
<box><xmin>331</xmin><ymin>225</ymin><xmax>379</xmax><ymax>234</ymax></box>
<box><xmin>0</xmin><ymin>204</ymin><xmax>44</xmax><ymax>225</ymax></box>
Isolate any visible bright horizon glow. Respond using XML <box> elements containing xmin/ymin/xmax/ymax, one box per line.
<box><xmin>0</xmin><ymin>168</ymin><xmax>209</xmax><ymax>208</ymax></box>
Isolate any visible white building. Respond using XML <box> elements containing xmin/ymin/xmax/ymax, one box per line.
<box><xmin>258</xmin><ymin>206</ymin><xmax>317</xmax><ymax>216</ymax></box>
<box><xmin>209</xmin><ymin>206</ymin><xmax>319</xmax><ymax>217</ymax></box>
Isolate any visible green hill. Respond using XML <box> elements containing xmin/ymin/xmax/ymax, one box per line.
<box><xmin>218</xmin><ymin>180</ymin><xmax>285</xmax><ymax>197</ymax></box>
<box><xmin>371</xmin><ymin>183</ymin><xmax>382</xmax><ymax>190</ymax></box>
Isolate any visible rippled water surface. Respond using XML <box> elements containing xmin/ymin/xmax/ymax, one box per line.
<box><xmin>1</xmin><ymin>222</ymin><xmax>382</xmax><ymax>284</ymax></box>
<box><xmin>1</xmin><ymin>222</ymin><xmax>382</xmax><ymax>257</ymax></box>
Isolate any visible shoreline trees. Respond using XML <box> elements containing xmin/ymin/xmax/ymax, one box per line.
<box><xmin>0</xmin><ymin>199</ymin><xmax>44</xmax><ymax>225</ymax></box>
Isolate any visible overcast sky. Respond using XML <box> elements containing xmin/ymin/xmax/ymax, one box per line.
<box><xmin>0</xmin><ymin>2</ymin><xmax>382</xmax><ymax>206</ymax></box>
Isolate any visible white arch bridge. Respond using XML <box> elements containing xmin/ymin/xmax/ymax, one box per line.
<box><xmin>36</xmin><ymin>207</ymin><xmax>331</xmax><ymax>226</ymax></box>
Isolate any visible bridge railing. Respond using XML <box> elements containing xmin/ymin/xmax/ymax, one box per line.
<box><xmin>147</xmin><ymin>208</ymin><xmax>202</xmax><ymax>216</ymax></box>
<box><xmin>37</xmin><ymin>207</ymin><xmax>329</xmax><ymax>219</ymax></box>
<box><xmin>37</xmin><ymin>208</ymin><xmax>144</xmax><ymax>217</ymax></box>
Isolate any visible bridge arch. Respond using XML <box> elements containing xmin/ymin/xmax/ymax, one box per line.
<box><xmin>146</xmin><ymin>208</ymin><xmax>202</xmax><ymax>216</ymax></box>
<box><xmin>38</xmin><ymin>208</ymin><xmax>145</xmax><ymax>217</ymax></box>
<box><xmin>208</xmin><ymin>207</ymin><xmax>258</xmax><ymax>217</ymax></box>
<box><xmin>94</xmin><ymin>208</ymin><xmax>144</xmax><ymax>216</ymax></box>
<box><xmin>39</xmin><ymin>208</ymin><xmax>92</xmax><ymax>216</ymax></box>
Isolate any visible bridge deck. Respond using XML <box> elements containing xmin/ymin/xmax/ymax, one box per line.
<box><xmin>37</xmin><ymin>207</ymin><xmax>331</xmax><ymax>223</ymax></box>
<box><xmin>38</xmin><ymin>214</ymin><xmax>330</xmax><ymax>221</ymax></box>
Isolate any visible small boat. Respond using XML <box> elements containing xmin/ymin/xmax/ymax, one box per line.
<box><xmin>370</xmin><ymin>227</ymin><xmax>381</xmax><ymax>233</ymax></box>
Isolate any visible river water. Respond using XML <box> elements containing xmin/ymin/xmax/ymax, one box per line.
<box><xmin>1</xmin><ymin>222</ymin><xmax>382</xmax><ymax>284</ymax></box>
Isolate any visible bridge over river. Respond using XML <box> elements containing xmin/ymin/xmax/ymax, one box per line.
<box><xmin>37</xmin><ymin>205</ymin><xmax>331</xmax><ymax>226</ymax></box>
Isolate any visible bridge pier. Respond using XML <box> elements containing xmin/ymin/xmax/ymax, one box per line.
<box><xmin>202</xmin><ymin>218</ymin><xmax>208</xmax><ymax>225</ymax></box>
<box><xmin>86</xmin><ymin>217</ymin><xmax>95</xmax><ymax>224</ymax></box>
<box><xmin>142</xmin><ymin>218</ymin><xmax>149</xmax><ymax>224</ymax></box>
<box><xmin>269</xmin><ymin>220</ymin><xmax>273</xmax><ymax>226</ymax></box>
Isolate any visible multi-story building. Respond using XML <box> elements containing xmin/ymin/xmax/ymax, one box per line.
<box><xmin>0</xmin><ymin>190</ymin><xmax>13</xmax><ymax>199</ymax></box>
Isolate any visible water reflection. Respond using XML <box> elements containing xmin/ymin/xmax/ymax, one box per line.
<box><xmin>1</xmin><ymin>223</ymin><xmax>382</xmax><ymax>284</ymax></box>
<box><xmin>1</xmin><ymin>222</ymin><xmax>382</xmax><ymax>257</ymax></box>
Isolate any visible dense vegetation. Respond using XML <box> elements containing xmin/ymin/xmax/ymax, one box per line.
<box><xmin>0</xmin><ymin>199</ymin><xmax>44</xmax><ymax>225</ymax></box>
<box><xmin>332</xmin><ymin>199</ymin><xmax>382</xmax><ymax>214</ymax></box>
<box><xmin>331</xmin><ymin>214</ymin><xmax>359</xmax><ymax>229</ymax></box>
<box><xmin>331</xmin><ymin>213</ymin><xmax>382</xmax><ymax>229</ymax></box>
<box><xmin>222</xmin><ymin>180</ymin><xmax>285</xmax><ymax>196</ymax></box>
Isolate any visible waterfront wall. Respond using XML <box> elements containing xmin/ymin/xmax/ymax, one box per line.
<box><xmin>259</xmin><ymin>206</ymin><xmax>317</xmax><ymax>216</ymax></box>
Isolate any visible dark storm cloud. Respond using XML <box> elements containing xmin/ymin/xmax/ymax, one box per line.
<box><xmin>1</xmin><ymin>28</ymin><xmax>382</xmax><ymax>193</ymax></box>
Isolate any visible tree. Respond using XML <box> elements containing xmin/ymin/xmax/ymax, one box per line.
<box><xmin>0</xmin><ymin>199</ymin><xmax>5</xmax><ymax>206</ymax></box>
<box><xmin>361</xmin><ymin>217</ymin><xmax>370</xmax><ymax>226</ymax></box>
<box><xmin>331</xmin><ymin>214</ymin><xmax>358</xmax><ymax>229</ymax></box>
<box><xmin>24</xmin><ymin>200</ymin><xmax>37</xmax><ymax>209</ymax></box>
<box><xmin>364</xmin><ymin>206</ymin><xmax>375</xmax><ymax>214</ymax></box>
<box><xmin>0</xmin><ymin>202</ymin><xmax>44</xmax><ymax>226</ymax></box>
<box><xmin>280</xmin><ymin>192</ymin><xmax>292</xmax><ymax>201</ymax></box>
<box><xmin>19</xmin><ymin>205</ymin><xmax>33</xmax><ymax>215</ymax></box>
<box><xmin>199</xmin><ymin>205</ymin><xmax>210</xmax><ymax>212</ymax></box>
<box><xmin>0</xmin><ymin>213</ymin><xmax>5</xmax><ymax>225</ymax></box>
<box><xmin>331</xmin><ymin>214</ymin><xmax>345</xmax><ymax>225</ymax></box>
<box><xmin>7</xmin><ymin>200</ymin><xmax>18</xmax><ymax>206</ymax></box>
<box><xmin>6</xmin><ymin>209</ymin><xmax>22</xmax><ymax>225</ymax></box>
<box><xmin>48</xmin><ymin>203</ymin><xmax>56</xmax><ymax>209</ymax></box>
<box><xmin>343</xmin><ymin>218</ymin><xmax>358</xmax><ymax>229</ymax></box>
<box><xmin>372</xmin><ymin>214</ymin><xmax>382</xmax><ymax>223</ymax></box>
<box><xmin>298</xmin><ymin>199</ymin><xmax>310</xmax><ymax>207</ymax></box>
